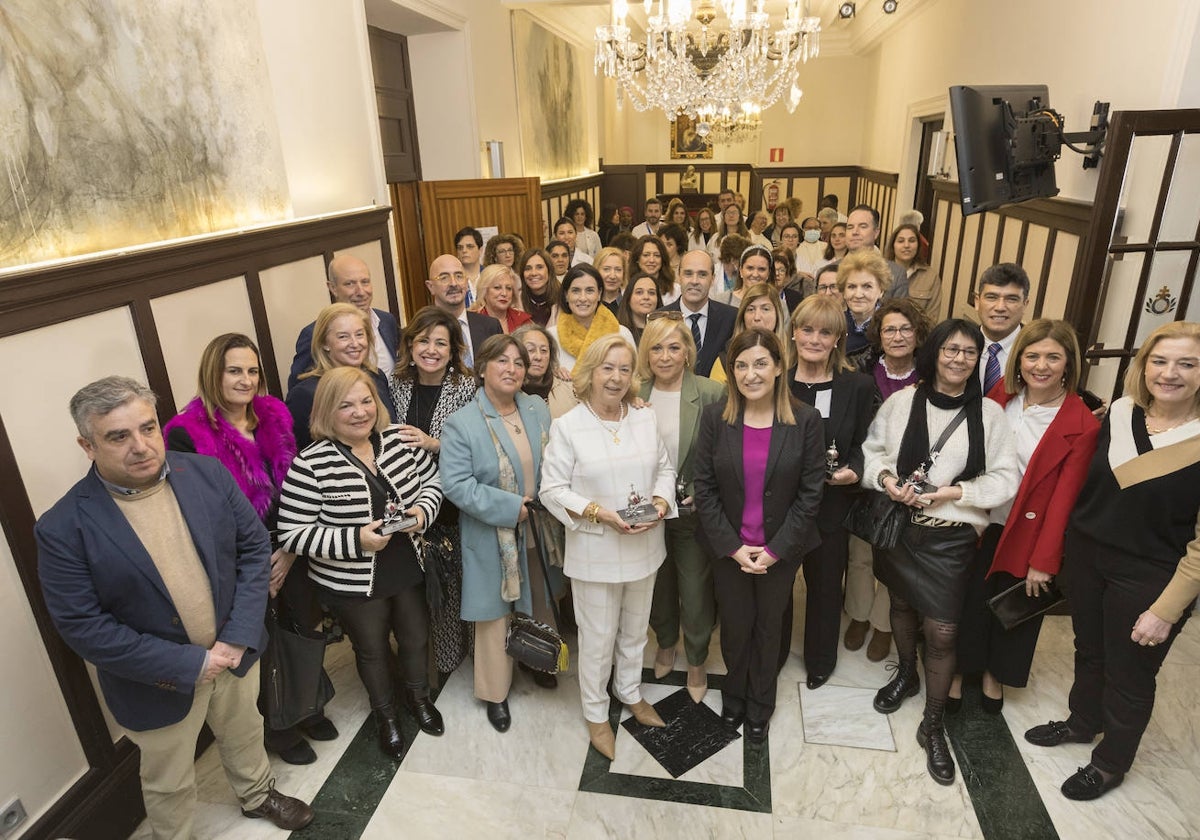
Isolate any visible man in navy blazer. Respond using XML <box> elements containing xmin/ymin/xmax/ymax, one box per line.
<box><xmin>287</xmin><ymin>254</ymin><xmax>400</xmax><ymax>390</ymax></box>
<box><xmin>36</xmin><ymin>376</ymin><xmax>313</xmax><ymax>837</ymax></box>
<box><xmin>427</xmin><ymin>253</ymin><xmax>503</xmax><ymax>368</ymax></box>
<box><xmin>660</xmin><ymin>249</ymin><xmax>738</xmax><ymax>377</ymax></box>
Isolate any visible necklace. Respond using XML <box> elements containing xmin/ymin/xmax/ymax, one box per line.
<box><xmin>1145</xmin><ymin>412</ymin><xmax>1197</xmax><ymax>435</ymax></box>
<box><xmin>583</xmin><ymin>400</ymin><xmax>625</xmax><ymax>444</ymax></box>
<box><xmin>497</xmin><ymin>406</ymin><xmax>523</xmax><ymax>436</ymax></box>
<box><xmin>1024</xmin><ymin>387</ymin><xmax>1067</xmax><ymax>410</ymax></box>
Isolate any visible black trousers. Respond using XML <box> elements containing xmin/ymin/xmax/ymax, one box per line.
<box><xmin>956</xmin><ymin>524</ymin><xmax>1046</xmax><ymax>687</ymax></box>
<box><xmin>799</xmin><ymin>527</ymin><xmax>849</xmax><ymax>677</ymax></box>
<box><xmin>327</xmin><ymin>583</ymin><xmax>430</xmax><ymax>710</ymax></box>
<box><xmin>714</xmin><ymin>552</ymin><xmax>801</xmax><ymax>723</ymax></box>
<box><xmin>1063</xmin><ymin>529</ymin><xmax>1190</xmax><ymax>775</ymax></box>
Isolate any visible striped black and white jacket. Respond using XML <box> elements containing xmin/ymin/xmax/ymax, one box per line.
<box><xmin>277</xmin><ymin>426</ymin><xmax>442</xmax><ymax>596</ymax></box>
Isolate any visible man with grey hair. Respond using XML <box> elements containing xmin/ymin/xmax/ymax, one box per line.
<box><xmin>287</xmin><ymin>254</ymin><xmax>400</xmax><ymax>390</ymax></box>
<box><xmin>37</xmin><ymin>376</ymin><xmax>314</xmax><ymax>839</ymax></box>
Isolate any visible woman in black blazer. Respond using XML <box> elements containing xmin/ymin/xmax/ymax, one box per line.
<box><xmin>784</xmin><ymin>296</ymin><xmax>880</xmax><ymax>688</ymax></box>
<box><xmin>694</xmin><ymin>329</ymin><xmax>826</xmax><ymax>742</ymax></box>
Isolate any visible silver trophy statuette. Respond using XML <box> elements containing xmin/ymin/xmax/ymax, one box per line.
<box><xmin>380</xmin><ymin>498</ymin><xmax>418</xmax><ymax>534</ymax></box>
<box><xmin>825</xmin><ymin>439</ymin><xmax>840</xmax><ymax>477</ymax></box>
<box><xmin>619</xmin><ymin>484</ymin><xmax>661</xmax><ymax>525</ymax></box>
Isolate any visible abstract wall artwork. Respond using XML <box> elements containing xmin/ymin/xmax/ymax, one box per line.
<box><xmin>511</xmin><ymin>11</ymin><xmax>589</xmax><ymax>181</ymax></box>
<box><xmin>0</xmin><ymin>0</ymin><xmax>290</xmax><ymax>270</ymax></box>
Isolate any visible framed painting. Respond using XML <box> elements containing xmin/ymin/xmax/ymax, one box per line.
<box><xmin>670</xmin><ymin>115</ymin><xmax>713</xmax><ymax>159</ymax></box>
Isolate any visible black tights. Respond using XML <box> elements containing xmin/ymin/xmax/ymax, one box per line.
<box><xmin>890</xmin><ymin>591</ymin><xmax>958</xmax><ymax>722</ymax></box>
<box><xmin>331</xmin><ymin>584</ymin><xmax>430</xmax><ymax>710</ymax></box>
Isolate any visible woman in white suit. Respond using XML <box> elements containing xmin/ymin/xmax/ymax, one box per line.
<box><xmin>441</xmin><ymin>335</ymin><xmax>561</xmax><ymax>735</ymax></box>
<box><xmin>540</xmin><ymin>334</ymin><xmax>677</xmax><ymax>761</ymax></box>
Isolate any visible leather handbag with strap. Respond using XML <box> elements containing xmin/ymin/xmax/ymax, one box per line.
<box><xmin>505</xmin><ymin>500</ymin><xmax>569</xmax><ymax>674</ymax></box>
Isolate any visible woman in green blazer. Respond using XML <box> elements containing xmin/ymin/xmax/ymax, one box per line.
<box><xmin>638</xmin><ymin>314</ymin><xmax>727</xmax><ymax>701</ymax></box>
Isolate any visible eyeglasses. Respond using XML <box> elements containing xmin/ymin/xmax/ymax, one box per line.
<box><xmin>940</xmin><ymin>345</ymin><xmax>979</xmax><ymax>361</ymax></box>
<box><xmin>647</xmin><ymin>310</ymin><xmax>683</xmax><ymax>322</ymax></box>
<box><xmin>433</xmin><ymin>271</ymin><xmax>466</xmax><ymax>284</ymax></box>
<box><xmin>881</xmin><ymin>325</ymin><xmax>915</xmax><ymax>337</ymax></box>
<box><xmin>816</xmin><ymin>284</ymin><xmax>839</xmax><ymax>294</ymax></box>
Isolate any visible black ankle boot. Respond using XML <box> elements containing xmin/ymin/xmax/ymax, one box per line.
<box><xmin>917</xmin><ymin>715</ymin><xmax>955</xmax><ymax>785</ymax></box>
<box><xmin>873</xmin><ymin>661</ymin><xmax>920</xmax><ymax>714</ymax></box>
<box><xmin>405</xmin><ymin>690</ymin><xmax>445</xmax><ymax>736</ymax></box>
<box><xmin>373</xmin><ymin>706</ymin><xmax>405</xmax><ymax>760</ymax></box>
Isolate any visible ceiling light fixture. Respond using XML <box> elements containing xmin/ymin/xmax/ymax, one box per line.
<box><xmin>882</xmin><ymin>1</ymin><xmax>898</xmax><ymax>14</ymax></box>
<box><xmin>838</xmin><ymin>2</ymin><xmax>856</xmax><ymax>19</ymax></box>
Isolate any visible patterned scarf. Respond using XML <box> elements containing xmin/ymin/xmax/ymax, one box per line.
<box><xmin>556</xmin><ymin>305</ymin><xmax>621</xmax><ymax>372</ymax></box>
<box><xmin>478</xmin><ymin>396</ymin><xmax>524</xmax><ymax>602</ymax></box>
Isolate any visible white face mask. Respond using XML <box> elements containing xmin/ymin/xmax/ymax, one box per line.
<box><xmin>804</xmin><ymin>229</ymin><xmax>822</xmax><ymax>243</ymax></box>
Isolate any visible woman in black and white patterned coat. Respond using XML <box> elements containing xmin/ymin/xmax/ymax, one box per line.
<box><xmin>278</xmin><ymin>367</ymin><xmax>443</xmax><ymax>760</ymax></box>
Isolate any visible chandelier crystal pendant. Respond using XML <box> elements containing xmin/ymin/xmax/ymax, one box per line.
<box><xmin>595</xmin><ymin>0</ymin><xmax>820</xmax><ymax>126</ymax></box>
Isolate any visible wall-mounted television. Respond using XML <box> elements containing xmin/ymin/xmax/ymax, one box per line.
<box><xmin>949</xmin><ymin>84</ymin><xmax>1060</xmax><ymax>216</ymax></box>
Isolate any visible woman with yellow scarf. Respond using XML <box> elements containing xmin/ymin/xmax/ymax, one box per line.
<box><xmin>548</xmin><ymin>264</ymin><xmax>636</xmax><ymax>373</ymax></box>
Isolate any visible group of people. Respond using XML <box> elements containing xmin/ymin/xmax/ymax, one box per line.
<box><xmin>33</xmin><ymin>193</ymin><xmax>1200</xmax><ymax>840</ymax></box>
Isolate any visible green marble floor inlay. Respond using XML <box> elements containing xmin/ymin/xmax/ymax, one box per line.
<box><xmin>577</xmin><ymin>668</ymin><xmax>772</xmax><ymax>814</ymax></box>
<box><xmin>946</xmin><ymin>679</ymin><xmax>1060</xmax><ymax>840</ymax></box>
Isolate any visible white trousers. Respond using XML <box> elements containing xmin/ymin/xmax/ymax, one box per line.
<box><xmin>572</xmin><ymin>572</ymin><xmax>656</xmax><ymax>723</ymax></box>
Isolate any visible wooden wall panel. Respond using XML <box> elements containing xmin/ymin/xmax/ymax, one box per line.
<box><xmin>418</xmin><ymin>177</ymin><xmax>542</xmax><ymax>268</ymax></box>
<box><xmin>540</xmin><ymin>174</ymin><xmax>603</xmax><ymax>246</ymax></box>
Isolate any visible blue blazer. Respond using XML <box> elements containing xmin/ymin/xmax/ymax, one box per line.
<box><xmin>36</xmin><ymin>453</ymin><xmax>271</xmax><ymax>731</ymax></box>
<box><xmin>288</xmin><ymin>307</ymin><xmax>400</xmax><ymax>391</ymax></box>
<box><xmin>441</xmin><ymin>390</ymin><xmax>561</xmax><ymax>622</ymax></box>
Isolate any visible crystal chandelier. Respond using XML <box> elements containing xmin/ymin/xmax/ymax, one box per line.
<box><xmin>703</xmin><ymin>102</ymin><xmax>763</xmax><ymax>145</ymax></box>
<box><xmin>594</xmin><ymin>0</ymin><xmax>821</xmax><ymax>120</ymax></box>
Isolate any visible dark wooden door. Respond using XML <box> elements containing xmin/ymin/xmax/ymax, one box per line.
<box><xmin>913</xmin><ymin>117</ymin><xmax>945</xmax><ymax>241</ymax></box>
<box><xmin>368</xmin><ymin>27</ymin><xmax>421</xmax><ymax>183</ymax></box>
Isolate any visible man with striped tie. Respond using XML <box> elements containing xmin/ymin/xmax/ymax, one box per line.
<box><xmin>974</xmin><ymin>263</ymin><xmax>1030</xmax><ymax>398</ymax></box>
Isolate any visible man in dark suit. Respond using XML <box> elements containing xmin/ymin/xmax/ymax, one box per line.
<box><xmin>426</xmin><ymin>253</ymin><xmax>502</xmax><ymax>368</ymax></box>
<box><xmin>287</xmin><ymin>254</ymin><xmax>400</xmax><ymax>390</ymax></box>
<box><xmin>660</xmin><ymin>249</ymin><xmax>738</xmax><ymax>377</ymax></box>
<box><xmin>36</xmin><ymin>376</ymin><xmax>313</xmax><ymax>839</ymax></box>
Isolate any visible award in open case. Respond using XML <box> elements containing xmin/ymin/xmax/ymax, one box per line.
<box><xmin>619</xmin><ymin>484</ymin><xmax>660</xmax><ymax>525</ymax></box>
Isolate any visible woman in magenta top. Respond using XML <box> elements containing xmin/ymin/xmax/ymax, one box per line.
<box><xmin>693</xmin><ymin>329</ymin><xmax>826</xmax><ymax>743</ymax></box>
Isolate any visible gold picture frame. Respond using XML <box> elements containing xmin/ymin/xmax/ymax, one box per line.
<box><xmin>670</xmin><ymin>114</ymin><xmax>713</xmax><ymax>159</ymax></box>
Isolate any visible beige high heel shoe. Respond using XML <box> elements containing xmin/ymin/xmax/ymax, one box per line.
<box><xmin>587</xmin><ymin>721</ymin><xmax>616</xmax><ymax>760</ymax></box>
<box><xmin>686</xmin><ymin>665</ymin><xmax>707</xmax><ymax>703</ymax></box>
<box><xmin>654</xmin><ymin>646</ymin><xmax>677</xmax><ymax>679</ymax></box>
<box><xmin>628</xmin><ymin>700</ymin><xmax>666</xmax><ymax>727</ymax></box>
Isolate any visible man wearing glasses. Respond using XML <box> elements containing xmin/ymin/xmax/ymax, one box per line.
<box><xmin>973</xmin><ymin>263</ymin><xmax>1029</xmax><ymax>396</ymax></box>
<box><xmin>426</xmin><ymin>254</ymin><xmax>502</xmax><ymax>368</ymax></box>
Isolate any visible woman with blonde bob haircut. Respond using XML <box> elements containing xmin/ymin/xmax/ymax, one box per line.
<box><xmin>786</xmin><ymin>295</ymin><xmax>880</xmax><ymax>688</ymax></box>
<box><xmin>474</xmin><ymin>264</ymin><xmax>533</xmax><ymax>334</ymax></box>
<box><xmin>838</xmin><ymin>251</ymin><xmax>892</xmax><ymax>370</ymax></box>
<box><xmin>693</xmin><ymin>329</ymin><xmax>826</xmax><ymax>740</ymax></box>
<box><xmin>636</xmin><ymin>316</ymin><xmax>725</xmax><ymax>701</ymax></box>
<box><xmin>541</xmin><ymin>332</ymin><xmax>677</xmax><ymax>761</ymax></box>
<box><xmin>1025</xmin><ymin>320</ymin><xmax>1200</xmax><ymax>801</ymax></box>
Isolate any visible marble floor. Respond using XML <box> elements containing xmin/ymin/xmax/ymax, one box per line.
<box><xmin>137</xmin><ymin>576</ymin><xmax>1200</xmax><ymax>840</ymax></box>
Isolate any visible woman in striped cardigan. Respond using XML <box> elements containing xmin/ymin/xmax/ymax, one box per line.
<box><xmin>277</xmin><ymin>367</ymin><xmax>443</xmax><ymax>760</ymax></box>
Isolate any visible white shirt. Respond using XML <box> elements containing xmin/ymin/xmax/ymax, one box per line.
<box><xmin>369</xmin><ymin>309</ymin><xmax>395</xmax><ymax>379</ymax></box>
<box><xmin>978</xmin><ymin>327</ymin><xmax>1020</xmax><ymax>390</ymax></box>
<box><xmin>570</xmin><ymin>250</ymin><xmax>592</xmax><ymax>266</ymax></box>
<box><xmin>577</xmin><ymin>228</ymin><xmax>603</xmax><ymax>258</ymax></box>
<box><xmin>631</xmin><ymin>221</ymin><xmax>661</xmax><ymax>238</ymax></box>
<box><xmin>648</xmin><ymin>388</ymin><xmax>682</xmax><ymax>468</ymax></box>
<box><xmin>678</xmin><ymin>299</ymin><xmax>710</xmax><ymax>349</ymax></box>
<box><xmin>990</xmin><ymin>391</ymin><xmax>1059</xmax><ymax>525</ymax></box>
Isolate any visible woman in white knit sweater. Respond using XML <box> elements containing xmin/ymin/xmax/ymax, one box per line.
<box><xmin>860</xmin><ymin>318</ymin><xmax>1018</xmax><ymax>786</ymax></box>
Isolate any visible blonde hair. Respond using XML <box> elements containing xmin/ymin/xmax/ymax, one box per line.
<box><xmin>475</xmin><ymin>264</ymin><xmax>521</xmax><ymax>313</ymax></box>
<box><xmin>572</xmin><ymin>334</ymin><xmax>639</xmax><ymax>406</ymax></box>
<box><xmin>790</xmin><ymin>295</ymin><xmax>852</xmax><ymax>374</ymax></box>
<box><xmin>309</xmin><ymin>366</ymin><xmax>389</xmax><ymax>442</ymax></box>
<box><xmin>301</xmin><ymin>303</ymin><xmax>378</xmax><ymax>380</ymax></box>
<box><xmin>593</xmin><ymin>247</ymin><xmax>628</xmax><ymax>293</ymax></box>
<box><xmin>836</xmin><ymin>250</ymin><xmax>891</xmax><ymax>296</ymax></box>
<box><xmin>1123</xmin><ymin>321</ymin><xmax>1200</xmax><ymax>410</ymax></box>
<box><xmin>636</xmin><ymin>316</ymin><xmax>697</xmax><ymax>382</ymax></box>
<box><xmin>1004</xmin><ymin>319</ymin><xmax>1083</xmax><ymax>396</ymax></box>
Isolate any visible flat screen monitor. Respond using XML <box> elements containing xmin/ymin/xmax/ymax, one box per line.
<box><xmin>950</xmin><ymin>84</ymin><xmax>1059</xmax><ymax>216</ymax></box>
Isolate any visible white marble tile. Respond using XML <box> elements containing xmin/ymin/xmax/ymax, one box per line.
<box><xmin>361</xmin><ymin>770</ymin><xmax>574</xmax><ymax>840</ymax></box>
<box><xmin>610</xmin><ymin>684</ymin><xmax>744</xmax><ymax>785</ymax></box>
<box><xmin>773</xmin><ymin>815</ymin><xmax>967</xmax><ymax>839</ymax></box>
<box><xmin>400</xmin><ymin>663</ymin><xmax>590</xmax><ymax>791</ymax></box>
<box><xmin>566</xmin><ymin>790</ymin><xmax>773</xmax><ymax>839</ymax></box>
<box><xmin>1025</xmin><ymin>751</ymin><xmax>1200</xmax><ymax>840</ymax></box>
<box><xmin>800</xmin><ymin>683</ymin><xmax>896</xmax><ymax>751</ymax></box>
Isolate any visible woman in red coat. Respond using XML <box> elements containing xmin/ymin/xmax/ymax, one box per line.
<box><xmin>953</xmin><ymin>319</ymin><xmax>1100</xmax><ymax>712</ymax></box>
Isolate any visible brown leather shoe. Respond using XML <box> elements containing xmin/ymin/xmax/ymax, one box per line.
<box><xmin>628</xmin><ymin>699</ymin><xmax>666</xmax><ymax>727</ymax></box>
<box><xmin>866</xmin><ymin>630</ymin><xmax>892</xmax><ymax>662</ymax></box>
<box><xmin>242</xmin><ymin>787</ymin><xmax>314</xmax><ymax>830</ymax></box>
<box><xmin>844</xmin><ymin>620</ymin><xmax>870</xmax><ymax>651</ymax></box>
<box><xmin>587</xmin><ymin>720</ymin><xmax>616</xmax><ymax>760</ymax></box>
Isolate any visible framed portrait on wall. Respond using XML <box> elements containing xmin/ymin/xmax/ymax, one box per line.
<box><xmin>670</xmin><ymin>115</ymin><xmax>713</xmax><ymax>159</ymax></box>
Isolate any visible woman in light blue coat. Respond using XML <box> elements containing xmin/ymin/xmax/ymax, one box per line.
<box><xmin>441</xmin><ymin>334</ymin><xmax>562</xmax><ymax>734</ymax></box>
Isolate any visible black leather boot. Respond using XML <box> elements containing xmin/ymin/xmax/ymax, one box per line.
<box><xmin>405</xmin><ymin>689</ymin><xmax>445</xmax><ymax>736</ymax></box>
<box><xmin>373</xmin><ymin>706</ymin><xmax>405</xmax><ymax>760</ymax></box>
<box><xmin>917</xmin><ymin>713</ymin><xmax>955</xmax><ymax>785</ymax></box>
<box><xmin>873</xmin><ymin>660</ymin><xmax>920</xmax><ymax>714</ymax></box>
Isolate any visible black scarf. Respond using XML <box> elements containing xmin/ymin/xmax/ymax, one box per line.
<box><xmin>896</xmin><ymin>380</ymin><xmax>986</xmax><ymax>484</ymax></box>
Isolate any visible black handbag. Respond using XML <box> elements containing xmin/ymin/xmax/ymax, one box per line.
<box><xmin>843</xmin><ymin>490</ymin><xmax>909</xmax><ymax>549</ymax></box>
<box><xmin>505</xmin><ymin>501</ymin><xmax>569</xmax><ymax>674</ymax></box>
<box><xmin>987</xmin><ymin>579</ymin><xmax>1065</xmax><ymax>631</ymax></box>
<box><xmin>844</xmin><ymin>407</ymin><xmax>969</xmax><ymax>550</ymax></box>
<box><xmin>265</xmin><ymin>606</ymin><xmax>335</xmax><ymax>730</ymax></box>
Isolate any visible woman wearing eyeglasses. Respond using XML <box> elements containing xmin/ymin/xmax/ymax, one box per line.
<box><xmin>861</xmin><ymin>318</ymin><xmax>1018</xmax><ymax>785</ymax></box>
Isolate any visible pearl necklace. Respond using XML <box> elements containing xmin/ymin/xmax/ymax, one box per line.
<box><xmin>583</xmin><ymin>400</ymin><xmax>626</xmax><ymax>444</ymax></box>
